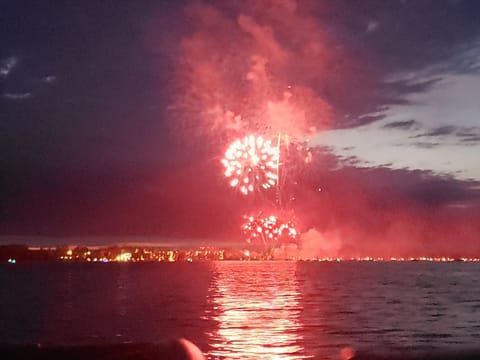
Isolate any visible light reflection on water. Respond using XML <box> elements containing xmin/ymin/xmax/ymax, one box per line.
<box><xmin>206</xmin><ymin>261</ymin><xmax>311</xmax><ymax>359</ymax></box>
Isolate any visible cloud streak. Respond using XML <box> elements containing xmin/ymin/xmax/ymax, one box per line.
<box><xmin>412</xmin><ymin>125</ymin><xmax>457</xmax><ymax>138</ymax></box>
<box><xmin>316</xmin><ymin>38</ymin><xmax>480</xmax><ymax>181</ymax></box>
<box><xmin>382</xmin><ymin>119</ymin><xmax>418</xmax><ymax>130</ymax></box>
<box><xmin>2</xmin><ymin>92</ymin><xmax>32</xmax><ymax>100</ymax></box>
<box><xmin>0</xmin><ymin>56</ymin><xmax>17</xmax><ymax>77</ymax></box>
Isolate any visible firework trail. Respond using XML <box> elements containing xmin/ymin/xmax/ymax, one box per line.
<box><xmin>222</xmin><ymin>135</ymin><xmax>279</xmax><ymax>195</ymax></box>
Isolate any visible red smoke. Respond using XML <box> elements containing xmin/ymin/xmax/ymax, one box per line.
<box><xmin>290</xmin><ymin>151</ymin><xmax>480</xmax><ymax>258</ymax></box>
<box><xmin>138</xmin><ymin>0</ymin><xmax>480</xmax><ymax>257</ymax></box>
<box><xmin>172</xmin><ymin>1</ymin><xmax>333</xmax><ymax>140</ymax></box>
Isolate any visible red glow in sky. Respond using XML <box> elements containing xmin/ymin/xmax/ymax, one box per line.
<box><xmin>1</xmin><ymin>1</ymin><xmax>479</xmax><ymax>258</ymax></box>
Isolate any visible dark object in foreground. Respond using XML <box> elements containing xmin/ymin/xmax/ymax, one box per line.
<box><xmin>0</xmin><ymin>339</ymin><xmax>205</xmax><ymax>360</ymax></box>
<box><xmin>351</xmin><ymin>350</ymin><xmax>480</xmax><ymax>360</ymax></box>
<box><xmin>2</xmin><ymin>342</ymin><xmax>480</xmax><ymax>360</ymax></box>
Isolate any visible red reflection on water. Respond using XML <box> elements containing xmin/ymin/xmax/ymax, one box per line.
<box><xmin>206</xmin><ymin>261</ymin><xmax>311</xmax><ymax>359</ymax></box>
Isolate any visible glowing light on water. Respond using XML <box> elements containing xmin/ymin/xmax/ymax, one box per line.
<box><xmin>206</xmin><ymin>262</ymin><xmax>311</xmax><ymax>359</ymax></box>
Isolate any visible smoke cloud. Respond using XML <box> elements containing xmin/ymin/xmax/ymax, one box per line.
<box><xmin>172</xmin><ymin>0</ymin><xmax>332</xmax><ymax>142</ymax></box>
<box><xmin>299</xmin><ymin>228</ymin><xmax>343</xmax><ymax>259</ymax></box>
<box><xmin>140</xmin><ymin>1</ymin><xmax>480</xmax><ymax>257</ymax></box>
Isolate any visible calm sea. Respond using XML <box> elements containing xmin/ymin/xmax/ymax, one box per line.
<box><xmin>1</xmin><ymin>261</ymin><xmax>480</xmax><ymax>359</ymax></box>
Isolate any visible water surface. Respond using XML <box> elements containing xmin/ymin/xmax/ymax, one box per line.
<box><xmin>1</xmin><ymin>261</ymin><xmax>479</xmax><ymax>359</ymax></box>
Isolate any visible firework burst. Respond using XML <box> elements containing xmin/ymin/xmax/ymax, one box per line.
<box><xmin>241</xmin><ymin>213</ymin><xmax>299</xmax><ymax>247</ymax></box>
<box><xmin>222</xmin><ymin>135</ymin><xmax>279</xmax><ymax>195</ymax></box>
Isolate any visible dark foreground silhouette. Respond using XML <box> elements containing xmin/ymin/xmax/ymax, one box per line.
<box><xmin>351</xmin><ymin>351</ymin><xmax>480</xmax><ymax>360</ymax></box>
<box><xmin>2</xmin><ymin>342</ymin><xmax>480</xmax><ymax>360</ymax></box>
<box><xmin>0</xmin><ymin>339</ymin><xmax>205</xmax><ymax>360</ymax></box>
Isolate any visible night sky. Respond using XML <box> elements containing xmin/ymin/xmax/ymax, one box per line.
<box><xmin>1</xmin><ymin>0</ymin><xmax>479</xmax><ymax>256</ymax></box>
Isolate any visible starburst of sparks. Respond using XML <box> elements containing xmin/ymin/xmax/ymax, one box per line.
<box><xmin>222</xmin><ymin>135</ymin><xmax>279</xmax><ymax>195</ymax></box>
<box><xmin>241</xmin><ymin>214</ymin><xmax>298</xmax><ymax>246</ymax></box>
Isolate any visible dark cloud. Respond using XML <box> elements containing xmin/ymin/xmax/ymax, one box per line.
<box><xmin>457</xmin><ymin>131</ymin><xmax>477</xmax><ymax>138</ymax></box>
<box><xmin>344</xmin><ymin>113</ymin><xmax>386</xmax><ymax>128</ymax></box>
<box><xmin>406</xmin><ymin>175</ymin><xmax>480</xmax><ymax>207</ymax></box>
<box><xmin>341</xmin><ymin>156</ymin><xmax>364</xmax><ymax>166</ymax></box>
<box><xmin>343</xmin><ymin>0</ymin><xmax>480</xmax><ymax>73</ymax></box>
<box><xmin>460</xmin><ymin>136</ymin><xmax>480</xmax><ymax>143</ymax></box>
<box><xmin>406</xmin><ymin>126</ymin><xmax>480</xmax><ymax>146</ymax></box>
<box><xmin>456</xmin><ymin>127</ymin><xmax>480</xmax><ymax>144</ymax></box>
<box><xmin>317</xmin><ymin>0</ymin><xmax>480</xmax><ymax>126</ymax></box>
<box><xmin>412</xmin><ymin>125</ymin><xmax>457</xmax><ymax>138</ymax></box>
<box><xmin>382</xmin><ymin>119</ymin><xmax>417</xmax><ymax>129</ymax></box>
<box><xmin>386</xmin><ymin>78</ymin><xmax>442</xmax><ymax>96</ymax></box>
<box><xmin>412</xmin><ymin>142</ymin><xmax>441</xmax><ymax>149</ymax></box>
<box><xmin>442</xmin><ymin>39</ymin><xmax>480</xmax><ymax>75</ymax></box>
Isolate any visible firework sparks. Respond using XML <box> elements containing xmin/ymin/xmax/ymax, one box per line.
<box><xmin>241</xmin><ymin>214</ymin><xmax>298</xmax><ymax>247</ymax></box>
<box><xmin>222</xmin><ymin>135</ymin><xmax>279</xmax><ymax>195</ymax></box>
